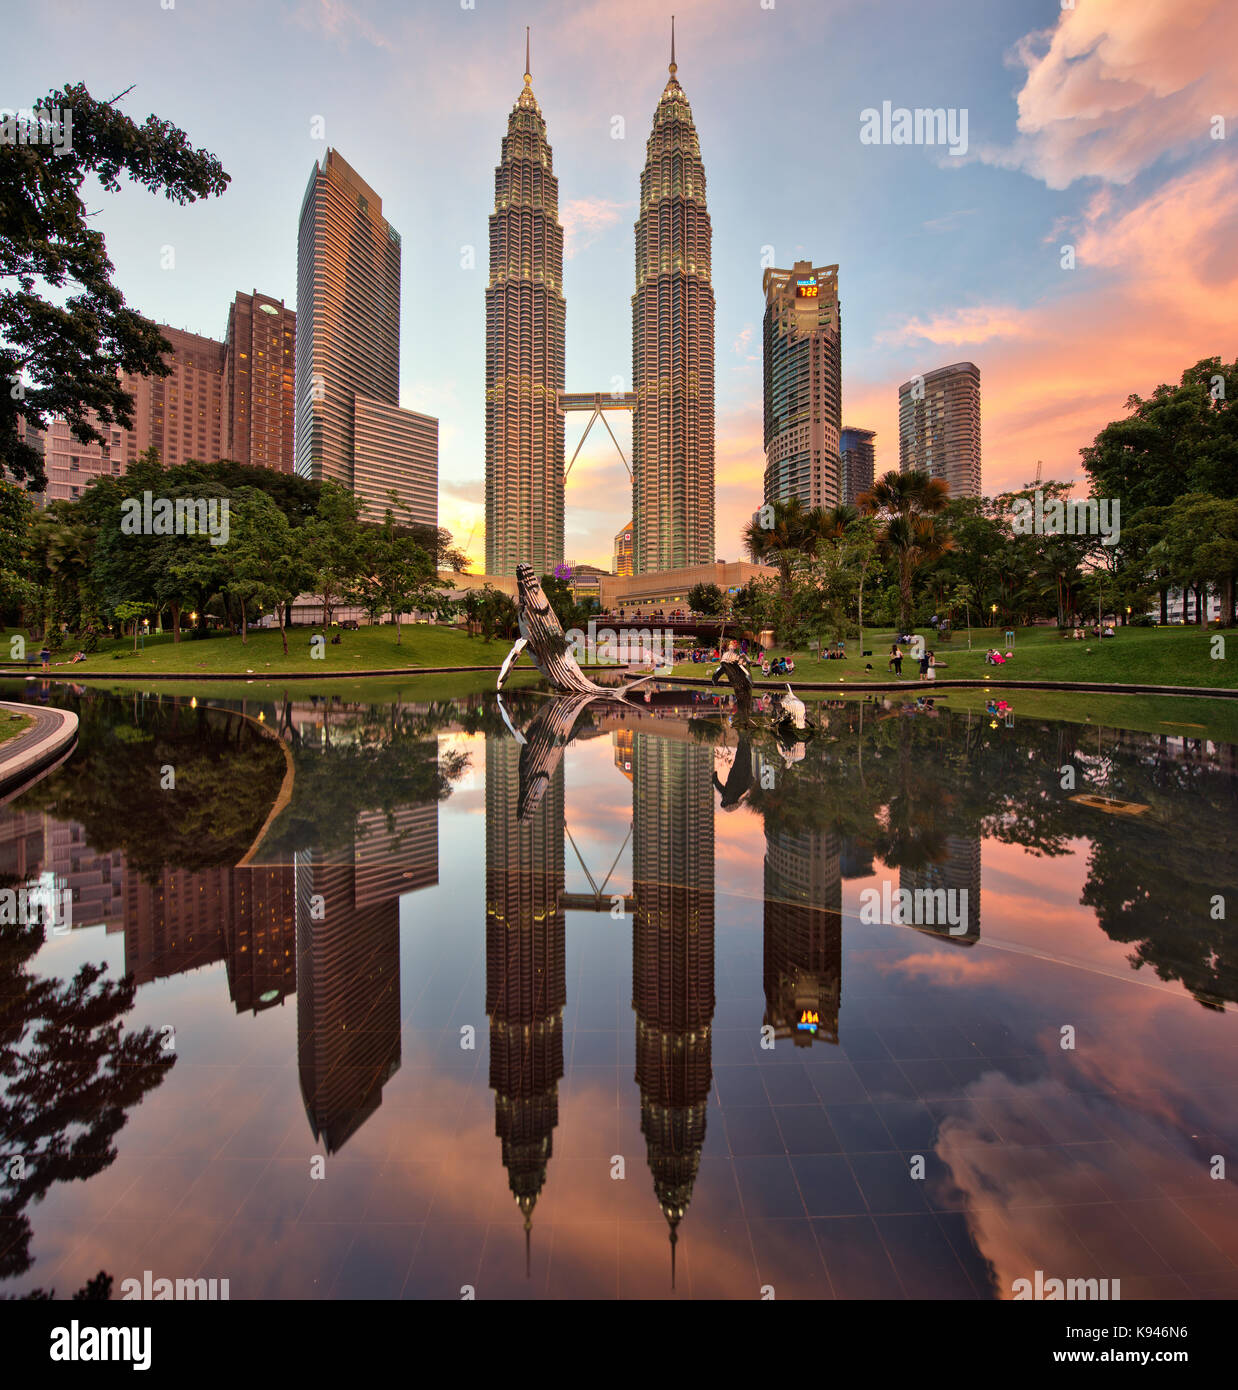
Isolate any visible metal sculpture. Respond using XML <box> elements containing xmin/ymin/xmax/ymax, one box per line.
<box><xmin>710</xmin><ymin>642</ymin><xmax>753</xmax><ymax>722</ymax></box>
<box><xmin>497</xmin><ymin>563</ymin><xmax>657</xmax><ymax>699</ymax></box>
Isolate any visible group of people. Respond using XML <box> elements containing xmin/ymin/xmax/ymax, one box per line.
<box><xmin>984</xmin><ymin>648</ymin><xmax>1013</xmax><ymax>665</ymax></box>
<box><xmin>887</xmin><ymin>643</ymin><xmax>937</xmax><ymax>680</ymax></box>
<box><xmin>1069</xmin><ymin>624</ymin><xmax>1115</xmax><ymax>639</ymax></box>
<box><xmin>761</xmin><ymin>656</ymin><xmax>795</xmax><ymax>676</ymax></box>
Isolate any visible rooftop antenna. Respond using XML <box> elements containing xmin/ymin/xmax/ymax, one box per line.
<box><xmin>669</xmin><ymin>14</ymin><xmax>677</xmax><ymax>75</ymax></box>
<box><xmin>525</xmin><ymin>25</ymin><xmax>531</xmax><ymax>84</ymax></box>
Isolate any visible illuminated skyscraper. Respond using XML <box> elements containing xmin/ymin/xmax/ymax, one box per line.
<box><xmin>485</xmin><ymin>32</ymin><xmax>566</xmax><ymax>577</ymax></box>
<box><xmin>631</xmin><ymin>23</ymin><xmax>715</xmax><ymax>574</ymax></box>
<box><xmin>762</xmin><ymin>262</ymin><xmax>841</xmax><ymax>510</ymax></box>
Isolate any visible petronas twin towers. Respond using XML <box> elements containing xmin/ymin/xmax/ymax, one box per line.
<box><xmin>485</xmin><ymin>24</ymin><xmax>715</xmax><ymax>577</ymax></box>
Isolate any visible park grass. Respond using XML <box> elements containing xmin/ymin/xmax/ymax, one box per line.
<box><xmin>671</xmin><ymin>622</ymin><xmax>1237</xmax><ymax>691</ymax></box>
<box><xmin>0</xmin><ymin>710</ymin><xmax>34</xmax><ymax>744</ymax></box>
<box><xmin>0</xmin><ymin>623</ymin><xmax>513</xmax><ymax>678</ymax></box>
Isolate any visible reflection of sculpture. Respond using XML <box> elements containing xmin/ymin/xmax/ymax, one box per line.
<box><xmin>499</xmin><ymin>692</ymin><xmax>597</xmax><ymax>821</ymax></box>
<box><xmin>498</xmin><ymin>564</ymin><xmax>656</xmax><ymax>698</ymax></box>
<box><xmin>710</xmin><ymin>643</ymin><xmax>753</xmax><ymax>722</ymax></box>
<box><xmin>713</xmin><ymin>737</ymin><xmax>754</xmax><ymax>810</ymax></box>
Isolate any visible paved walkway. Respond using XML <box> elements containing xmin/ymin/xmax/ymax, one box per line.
<box><xmin>0</xmin><ymin>701</ymin><xmax>79</xmax><ymax>797</ymax></box>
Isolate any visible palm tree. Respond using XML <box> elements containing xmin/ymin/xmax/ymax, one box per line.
<box><xmin>743</xmin><ymin>497</ymin><xmax>812</xmax><ymax>603</ymax></box>
<box><xmin>859</xmin><ymin>470</ymin><xmax>952</xmax><ymax>628</ymax></box>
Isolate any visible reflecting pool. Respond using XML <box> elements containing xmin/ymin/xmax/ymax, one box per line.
<box><xmin>2</xmin><ymin>682</ymin><xmax>1236</xmax><ymax>1300</ymax></box>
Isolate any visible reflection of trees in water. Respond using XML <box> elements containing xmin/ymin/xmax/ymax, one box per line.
<box><xmin>0</xmin><ymin>919</ymin><xmax>173</xmax><ymax>1287</ymax></box>
<box><xmin>749</xmin><ymin>705</ymin><xmax>1238</xmax><ymax>1007</ymax></box>
<box><xmin>259</xmin><ymin>699</ymin><xmax>473</xmax><ymax>859</ymax></box>
<box><xmin>30</xmin><ymin>695</ymin><xmax>287</xmax><ymax>878</ymax></box>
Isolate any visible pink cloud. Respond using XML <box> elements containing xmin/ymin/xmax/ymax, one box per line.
<box><xmin>560</xmin><ymin>197</ymin><xmax>632</xmax><ymax>259</ymax></box>
<box><xmin>982</xmin><ymin>0</ymin><xmax>1237</xmax><ymax>188</ymax></box>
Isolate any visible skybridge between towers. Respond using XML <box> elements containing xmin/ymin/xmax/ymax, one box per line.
<box><xmin>558</xmin><ymin>390</ymin><xmax>638</xmax><ymax>480</ymax></box>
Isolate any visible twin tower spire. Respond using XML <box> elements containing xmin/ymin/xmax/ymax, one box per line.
<box><xmin>484</xmin><ymin>18</ymin><xmax>715</xmax><ymax>578</ymax></box>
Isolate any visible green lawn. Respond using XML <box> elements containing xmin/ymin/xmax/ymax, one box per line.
<box><xmin>0</xmin><ymin>710</ymin><xmax>34</xmax><ymax>744</ymax></box>
<box><xmin>0</xmin><ymin>623</ymin><xmax>517</xmax><ymax>677</ymax></box>
<box><xmin>673</xmin><ymin>623</ymin><xmax>1236</xmax><ymax>690</ymax></box>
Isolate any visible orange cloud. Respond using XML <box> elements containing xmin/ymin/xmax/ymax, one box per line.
<box><xmin>982</xmin><ymin>0</ymin><xmax>1237</xmax><ymax>188</ymax></box>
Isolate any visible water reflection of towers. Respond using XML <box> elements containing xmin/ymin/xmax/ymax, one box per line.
<box><xmin>631</xmin><ymin>733</ymin><xmax>715</xmax><ymax>1271</ymax></box>
<box><xmin>484</xmin><ymin>735</ymin><xmax>567</xmax><ymax>1244</ymax></box>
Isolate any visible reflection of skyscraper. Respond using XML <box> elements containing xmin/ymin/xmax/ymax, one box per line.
<box><xmin>762</xmin><ymin>826</ymin><xmax>843</xmax><ymax>1046</ymax></box>
<box><xmin>632</xmin><ymin>27</ymin><xmax>715</xmax><ymax>574</ymax></box>
<box><xmin>295</xmin><ymin>850</ymin><xmax>402</xmax><ymax>1153</ymax></box>
<box><xmin>898</xmin><ymin>835</ymin><xmax>981</xmax><ymax>946</ymax></box>
<box><xmin>631</xmin><ymin>733</ymin><xmax>715</xmax><ymax>1280</ymax></box>
<box><xmin>224</xmin><ymin>866</ymin><xmax>297</xmax><ymax>1015</ymax></box>
<box><xmin>124</xmin><ymin>868</ymin><xmax>229</xmax><ymax>984</ymax></box>
<box><xmin>485</xmin><ymin>37</ymin><xmax>566</xmax><ymax>577</ymax></box>
<box><xmin>484</xmin><ymin>734</ymin><xmax>566</xmax><ymax>1252</ymax></box>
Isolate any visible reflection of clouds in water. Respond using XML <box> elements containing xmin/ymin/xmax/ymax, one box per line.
<box><xmin>936</xmin><ymin>1057</ymin><xmax>1230</xmax><ymax>1300</ymax></box>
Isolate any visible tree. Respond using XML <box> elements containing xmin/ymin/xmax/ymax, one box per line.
<box><xmin>228</xmin><ymin>491</ymin><xmax>309</xmax><ymax>653</ymax></box>
<box><xmin>0</xmin><ymin>481</ymin><xmax>36</xmax><ymax>622</ymax></box>
<box><xmin>688</xmin><ymin>582</ymin><xmax>725</xmax><ymax>617</ymax></box>
<box><xmin>111</xmin><ymin>599</ymin><xmax>152</xmax><ymax>652</ymax></box>
<box><xmin>300</xmin><ymin>482</ymin><xmax>364</xmax><ymax>628</ymax></box>
<box><xmin>742</xmin><ymin>498</ymin><xmax>824</xmax><ymax>604</ymax></box>
<box><xmin>859</xmin><ymin>469</ymin><xmax>953</xmax><ymax>628</ymax></box>
<box><xmin>0</xmin><ymin>84</ymin><xmax>229</xmax><ymax>489</ymax></box>
<box><xmin>354</xmin><ymin>499</ymin><xmax>437</xmax><ymax>646</ymax></box>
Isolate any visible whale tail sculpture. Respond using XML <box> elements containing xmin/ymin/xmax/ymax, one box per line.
<box><xmin>497</xmin><ymin>564</ymin><xmax>658</xmax><ymax>699</ymax></box>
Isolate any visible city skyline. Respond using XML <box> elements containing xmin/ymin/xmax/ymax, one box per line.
<box><xmin>4</xmin><ymin>0</ymin><xmax>1234</xmax><ymax>571</ymax></box>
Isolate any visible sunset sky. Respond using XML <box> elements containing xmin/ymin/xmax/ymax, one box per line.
<box><xmin>5</xmin><ymin>0</ymin><xmax>1236</xmax><ymax>570</ymax></box>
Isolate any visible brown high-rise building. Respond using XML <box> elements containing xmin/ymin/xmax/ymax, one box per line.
<box><xmin>484</xmin><ymin>37</ymin><xmax>566</xmax><ymax>577</ymax></box>
<box><xmin>223</xmin><ymin>291</ymin><xmax>296</xmax><ymax>471</ymax></box>
<box><xmin>762</xmin><ymin>262</ymin><xmax>841</xmax><ymax>510</ymax></box>
<box><xmin>118</xmin><ymin>326</ymin><xmax>226</xmax><ymax>469</ymax></box>
<box><xmin>632</xmin><ymin>25</ymin><xmax>715</xmax><ymax>575</ymax></box>
<box><xmin>295</xmin><ymin>149</ymin><xmax>438</xmax><ymax>523</ymax></box>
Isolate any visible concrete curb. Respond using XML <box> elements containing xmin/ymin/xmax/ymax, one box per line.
<box><xmin>0</xmin><ymin>702</ymin><xmax>79</xmax><ymax>794</ymax></box>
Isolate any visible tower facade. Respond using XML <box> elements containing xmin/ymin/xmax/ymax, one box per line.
<box><xmin>631</xmin><ymin>30</ymin><xmax>715</xmax><ymax>574</ymax></box>
<box><xmin>762</xmin><ymin>262</ymin><xmax>841</xmax><ymax>511</ymax></box>
<box><xmin>485</xmin><ymin>38</ymin><xmax>566</xmax><ymax>577</ymax></box>
<box><xmin>839</xmin><ymin>425</ymin><xmax>876</xmax><ymax>506</ymax></box>
<box><xmin>294</xmin><ymin>149</ymin><xmax>437</xmax><ymax>521</ymax></box>
<box><xmin>897</xmin><ymin>361</ymin><xmax>981</xmax><ymax>498</ymax></box>
<box><xmin>223</xmin><ymin>290</ymin><xmax>296</xmax><ymax>472</ymax></box>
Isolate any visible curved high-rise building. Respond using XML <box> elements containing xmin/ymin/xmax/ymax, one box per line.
<box><xmin>631</xmin><ymin>24</ymin><xmax>715</xmax><ymax>575</ymax></box>
<box><xmin>485</xmin><ymin>34</ymin><xmax>566</xmax><ymax>577</ymax></box>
